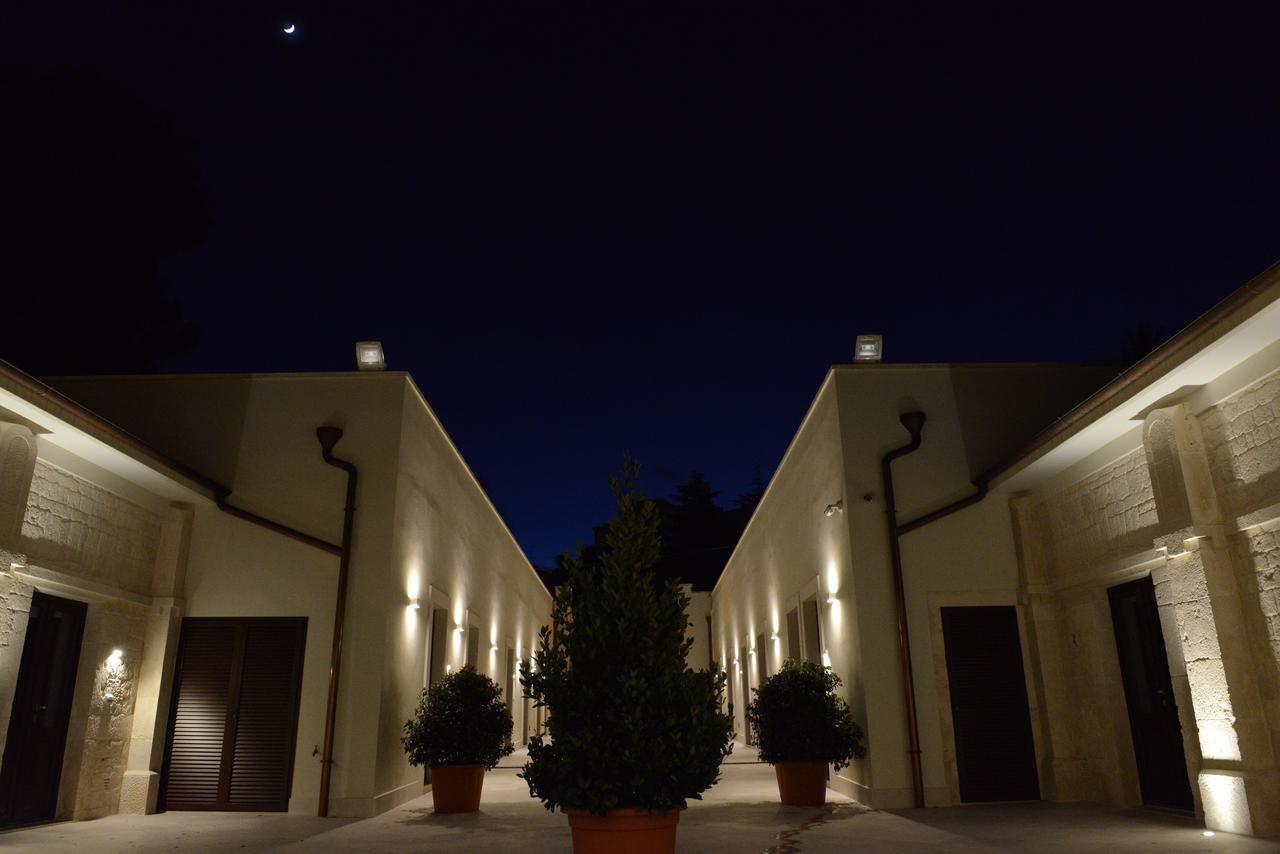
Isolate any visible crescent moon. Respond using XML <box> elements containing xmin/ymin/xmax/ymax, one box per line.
<box><xmin>283</xmin><ymin>24</ymin><xmax>296</xmax><ymax>33</ymax></box>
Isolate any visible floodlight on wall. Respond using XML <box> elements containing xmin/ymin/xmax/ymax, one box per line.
<box><xmin>824</xmin><ymin>500</ymin><xmax>843</xmax><ymax>517</ymax></box>
<box><xmin>854</xmin><ymin>334</ymin><xmax>883</xmax><ymax>363</ymax></box>
<box><xmin>355</xmin><ymin>341</ymin><xmax>386</xmax><ymax>371</ymax></box>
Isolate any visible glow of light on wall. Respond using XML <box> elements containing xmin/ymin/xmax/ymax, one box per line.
<box><xmin>1199</xmin><ymin>771</ymin><xmax>1251</xmax><ymax>835</ymax></box>
<box><xmin>1199</xmin><ymin>721</ymin><xmax>1241</xmax><ymax>763</ymax></box>
<box><xmin>828</xmin><ymin>598</ymin><xmax>841</xmax><ymax>629</ymax></box>
<box><xmin>107</xmin><ymin>648</ymin><xmax>124</xmax><ymax>671</ymax></box>
<box><xmin>446</xmin><ymin>664</ymin><xmax>453</xmax><ymax>674</ymax></box>
<box><xmin>821</xmin><ymin>650</ymin><xmax>832</xmax><ymax>668</ymax></box>
<box><xmin>406</xmin><ymin>570</ymin><xmax>421</xmax><ymax>601</ymax></box>
<box><xmin>825</xmin><ymin>560</ymin><xmax>840</xmax><ymax>601</ymax></box>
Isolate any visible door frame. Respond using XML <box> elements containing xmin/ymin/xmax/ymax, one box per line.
<box><xmin>927</xmin><ymin>591</ymin><xmax>1045</xmax><ymax>806</ymax></box>
<box><xmin>0</xmin><ymin>590</ymin><xmax>87</xmax><ymax>828</ymax></box>
<box><xmin>158</xmin><ymin>616</ymin><xmax>307</xmax><ymax>812</ymax></box>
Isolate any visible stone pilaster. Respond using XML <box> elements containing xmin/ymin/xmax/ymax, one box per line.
<box><xmin>119</xmin><ymin>504</ymin><xmax>192</xmax><ymax>815</ymax></box>
<box><xmin>1145</xmin><ymin>405</ymin><xmax>1280</xmax><ymax>835</ymax></box>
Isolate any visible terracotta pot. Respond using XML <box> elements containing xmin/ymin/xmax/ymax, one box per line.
<box><xmin>565</xmin><ymin>807</ymin><xmax>680</xmax><ymax>854</ymax></box>
<box><xmin>774</xmin><ymin>761</ymin><xmax>827</xmax><ymax>806</ymax></box>
<box><xmin>429</xmin><ymin>764</ymin><xmax>485</xmax><ymax>813</ymax></box>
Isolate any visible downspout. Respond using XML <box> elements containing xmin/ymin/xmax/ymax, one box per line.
<box><xmin>881</xmin><ymin>411</ymin><xmax>992</xmax><ymax>809</ymax></box>
<box><xmin>316</xmin><ymin>426</ymin><xmax>357</xmax><ymax>818</ymax></box>
<box><xmin>880</xmin><ymin>411</ymin><xmax>926</xmax><ymax>809</ymax></box>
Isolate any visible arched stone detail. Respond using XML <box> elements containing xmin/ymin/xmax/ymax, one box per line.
<box><xmin>0</xmin><ymin>422</ymin><xmax>37</xmax><ymax>549</ymax></box>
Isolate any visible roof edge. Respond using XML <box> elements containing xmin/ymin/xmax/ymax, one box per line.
<box><xmin>985</xmin><ymin>259</ymin><xmax>1280</xmax><ymax>488</ymax></box>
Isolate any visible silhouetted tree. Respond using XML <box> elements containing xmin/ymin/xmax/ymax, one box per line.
<box><xmin>0</xmin><ymin>65</ymin><xmax>209</xmax><ymax>375</ymax></box>
<box><xmin>552</xmin><ymin>470</ymin><xmax>761</xmax><ymax>593</ymax></box>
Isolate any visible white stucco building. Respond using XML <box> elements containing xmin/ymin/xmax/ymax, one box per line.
<box><xmin>713</xmin><ymin>263</ymin><xmax>1280</xmax><ymax>838</ymax></box>
<box><xmin>0</xmin><ymin>366</ymin><xmax>551</xmax><ymax>826</ymax></box>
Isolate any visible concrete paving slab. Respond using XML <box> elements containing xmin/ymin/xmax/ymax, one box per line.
<box><xmin>3</xmin><ymin>745</ymin><xmax>1276</xmax><ymax>852</ymax></box>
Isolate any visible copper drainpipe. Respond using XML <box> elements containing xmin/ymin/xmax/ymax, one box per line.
<box><xmin>880</xmin><ymin>411</ymin><xmax>926</xmax><ymax>809</ymax></box>
<box><xmin>316</xmin><ymin>426</ymin><xmax>357</xmax><ymax>818</ymax></box>
<box><xmin>882</xmin><ymin>410</ymin><xmax>995</xmax><ymax>810</ymax></box>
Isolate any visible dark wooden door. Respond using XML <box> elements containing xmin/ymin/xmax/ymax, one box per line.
<box><xmin>161</xmin><ymin>618</ymin><xmax>306</xmax><ymax>811</ymax></box>
<box><xmin>942</xmin><ymin>606</ymin><xmax>1040</xmax><ymax>802</ymax></box>
<box><xmin>1109</xmin><ymin>576</ymin><xmax>1194</xmax><ymax>811</ymax></box>
<box><xmin>0</xmin><ymin>591</ymin><xmax>86</xmax><ymax>827</ymax></box>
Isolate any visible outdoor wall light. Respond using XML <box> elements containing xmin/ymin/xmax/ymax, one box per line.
<box><xmin>9</xmin><ymin>561</ymin><xmax>24</xmax><ymax>571</ymax></box>
<box><xmin>827</xmin><ymin>594</ymin><xmax>838</xmax><ymax>604</ymax></box>
<box><xmin>454</xmin><ymin>625</ymin><xmax>465</xmax><ymax>635</ymax></box>
<box><xmin>355</xmin><ymin>340</ymin><xmax>386</xmax><ymax>371</ymax></box>
<box><xmin>491</xmin><ymin>644</ymin><xmax>498</xmax><ymax>653</ymax></box>
<box><xmin>854</xmin><ymin>333</ymin><xmax>883</xmax><ymax>363</ymax></box>
<box><xmin>770</xmin><ymin>632</ymin><xmax>779</xmax><ymax>642</ymax></box>
<box><xmin>409</xmin><ymin>598</ymin><xmax>421</xmax><ymax>610</ymax></box>
<box><xmin>1203</xmin><ymin>831</ymin><xmax>1215</xmax><ymax>838</ymax></box>
<box><xmin>824</xmin><ymin>500</ymin><xmax>843</xmax><ymax>517</ymax></box>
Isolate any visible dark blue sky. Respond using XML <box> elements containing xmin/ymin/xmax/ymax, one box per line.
<box><xmin>5</xmin><ymin>3</ymin><xmax>1279</xmax><ymax>566</ymax></box>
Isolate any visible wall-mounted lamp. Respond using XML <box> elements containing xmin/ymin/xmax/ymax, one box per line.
<box><xmin>9</xmin><ymin>561</ymin><xmax>25</xmax><ymax>571</ymax></box>
<box><xmin>491</xmin><ymin>644</ymin><xmax>498</xmax><ymax>654</ymax></box>
<box><xmin>445</xmin><ymin>664</ymin><xmax>453</xmax><ymax>674</ymax></box>
<box><xmin>826</xmin><ymin>594</ymin><xmax>838</xmax><ymax>605</ymax></box>
<box><xmin>454</xmin><ymin>625</ymin><xmax>465</xmax><ymax>635</ymax></box>
<box><xmin>770</xmin><ymin>632</ymin><xmax>779</xmax><ymax>642</ymax></box>
<box><xmin>409</xmin><ymin>598</ymin><xmax>421</xmax><ymax>610</ymax></box>
<box><xmin>824</xmin><ymin>500</ymin><xmax>843</xmax><ymax>517</ymax></box>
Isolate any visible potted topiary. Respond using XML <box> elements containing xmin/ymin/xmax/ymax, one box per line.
<box><xmin>746</xmin><ymin>659</ymin><xmax>866</xmax><ymax>806</ymax></box>
<box><xmin>402</xmin><ymin>664</ymin><xmax>514</xmax><ymax>813</ymax></box>
<box><xmin>520</xmin><ymin>459</ymin><xmax>735</xmax><ymax>854</ymax></box>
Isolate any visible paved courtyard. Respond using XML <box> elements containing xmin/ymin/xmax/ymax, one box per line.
<box><xmin>4</xmin><ymin>747</ymin><xmax>1275</xmax><ymax>852</ymax></box>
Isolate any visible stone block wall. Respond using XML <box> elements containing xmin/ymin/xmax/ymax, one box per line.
<box><xmin>0</xmin><ymin>567</ymin><xmax>34</xmax><ymax>764</ymax></box>
<box><xmin>1201</xmin><ymin>371</ymin><xmax>1280</xmax><ymax>520</ymax></box>
<box><xmin>1040</xmin><ymin>448</ymin><xmax>1160</xmax><ymax>581</ymax></box>
<box><xmin>64</xmin><ymin>600</ymin><xmax>147</xmax><ymax>820</ymax></box>
<box><xmin>21</xmin><ymin>460</ymin><xmax>160</xmax><ymax>596</ymax></box>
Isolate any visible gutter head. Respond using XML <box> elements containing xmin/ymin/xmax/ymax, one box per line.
<box><xmin>316</xmin><ymin>426</ymin><xmax>344</xmax><ymax>457</ymax></box>
<box><xmin>900</xmin><ymin>411</ymin><xmax>926</xmax><ymax>442</ymax></box>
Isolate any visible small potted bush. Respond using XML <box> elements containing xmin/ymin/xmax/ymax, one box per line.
<box><xmin>746</xmin><ymin>659</ymin><xmax>866</xmax><ymax>806</ymax></box>
<box><xmin>402</xmin><ymin>664</ymin><xmax>514</xmax><ymax>813</ymax></box>
<box><xmin>520</xmin><ymin>459</ymin><xmax>735</xmax><ymax>854</ymax></box>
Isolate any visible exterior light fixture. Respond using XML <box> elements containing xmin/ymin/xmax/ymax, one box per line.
<box><xmin>827</xmin><ymin>594</ymin><xmax>838</xmax><ymax>605</ymax></box>
<box><xmin>453</xmin><ymin>625</ymin><xmax>465</xmax><ymax>635</ymax></box>
<box><xmin>445</xmin><ymin>664</ymin><xmax>453</xmax><ymax>674</ymax></box>
<box><xmin>1203</xmin><ymin>831</ymin><xmax>1215</xmax><ymax>838</ymax></box>
<box><xmin>770</xmin><ymin>632</ymin><xmax>779</xmax><ymax>642</ymax></box>
<box><xmin>9</xmin><ymin>561</ymin><xmax>25</xmax><ymax>571</ymax></box>
<box><xmin>491</xmin><ymin>644</ymin><xmax>498</xmax><ymax>653</ymax></box>
<box><xmin>409</xmin><ymin>598</ymin><xmax>421</xmax><ymax>610</ymax></box>
<box><xmin>854</xmin><ymin>334</ymin><xmax>883</xmax><ymax>363</ymax></box>
<box><xmin>355</xmin><ymin>341</ymin><xmax>386</xmax><ymax>371</ymax></box>
<box><xmin>824</xmin><ymin>500</ymin><xmax>843</xmax><ymax>517</ymax></box>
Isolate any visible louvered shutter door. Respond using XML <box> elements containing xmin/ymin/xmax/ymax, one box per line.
<box><xmin>162</xmin><ymin>618</ymin><xmax>307</xmax><ymax>812</ymax></box>
<box><xmin>228</xmin><ymin>623</ymin><xmax>305</xmax><ymax>809</ymax></box>
<box><xmin>941</xmin><ymin>606</ymin><xmax>1040</xmax><ymax>802</ymax></box>
<box><xmin>163</xmin><ymin>621</ymin><xmax>237</xmax><ymax>809</ymax></box>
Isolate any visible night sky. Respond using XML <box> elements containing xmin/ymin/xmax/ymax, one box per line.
<box><xmin>4</xmin><ymin>3</ymin><xmax>1279</xmax><ymax>567</ymax></box>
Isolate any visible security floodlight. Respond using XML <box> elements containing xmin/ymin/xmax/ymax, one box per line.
<box><xmin>854</xmin><ymin>334</ymin><xmax>883</xmax><ymax>363</ymax></box>
<box><xmin>355</xmin><ymin>341</ymin><xmax>386</xmax><ymax>371</ymax></box>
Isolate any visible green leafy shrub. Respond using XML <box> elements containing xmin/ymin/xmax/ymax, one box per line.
<box><xmin>520</xmin><ymin>458</ymin><xmax>735</xmax><ymax>815</ymax></box>
<box><xmin>402</xmin><ymin>665</ymin><xmax>514</xmax><ymax>768</ymax></box>
<box><xmin>746</xmin><ymin>659</ymin><xmax>866</xmax><ymax>770</ymax></box>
